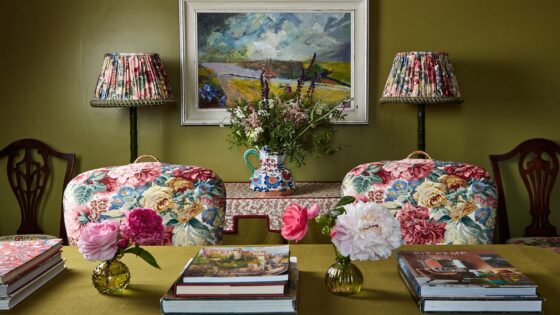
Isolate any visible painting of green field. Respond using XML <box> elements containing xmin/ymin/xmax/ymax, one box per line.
<box><xmin>196</xmin><ymin>12</ymin><xmax>352</xmax><ymax>109</ymax></box>
<box><xmin>227</xmin><ymin>78</ymin><xmax>350</xmax><ymax>106</ymax></box>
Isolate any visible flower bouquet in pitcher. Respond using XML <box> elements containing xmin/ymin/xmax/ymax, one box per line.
<box><xmin>226</xmin><ymin>54</ymin><xmax>348</xmax><ymax>195</ymax></box>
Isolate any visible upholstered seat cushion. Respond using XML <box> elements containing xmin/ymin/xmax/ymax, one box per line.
<box><xmin>507</xmin><ymin>237</ymin><xmax>560</xmax><ymax>253</ymax></box>
<box><xmin>342</xmin><ymin>158</ymin><xmax>498</xmax><ymax>245</ymax></box>
<box><xmin>63</xmin><ymin>162</ymin><xmax>225</xmax><ymax>246</ymax></box>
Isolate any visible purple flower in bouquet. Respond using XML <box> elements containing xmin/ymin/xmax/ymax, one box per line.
<box><xmin>121</xmin><ymin>208</ymin><xmax>166</xmax><ymax>245</ymax></box>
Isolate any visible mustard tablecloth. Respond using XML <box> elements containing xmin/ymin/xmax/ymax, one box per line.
<box><xmin>5</xmin><ymin>245</ymin><xmax>560</xmax><ymax>314</ymax></box>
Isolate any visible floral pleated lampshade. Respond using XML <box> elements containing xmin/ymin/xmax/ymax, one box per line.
<box><xmin>91</xmin><ymin>53</ymin><xmax>174</xmax><ymax>107</ymax></box>
<box><xmin>380</xmin><ymin>52</ymin><xmax>463</xmax><ymax>104</ymax></box>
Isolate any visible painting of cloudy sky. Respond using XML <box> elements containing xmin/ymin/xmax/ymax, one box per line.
<box><xmin>196</xmin><ymin>12</ymin><xmax>352</xmax><ymax>108</ymax></box>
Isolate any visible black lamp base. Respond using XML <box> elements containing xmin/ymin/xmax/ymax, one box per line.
<box><xmin>417</xmin><ymin>103</ymin><xmax>426</xmax><ymax>156</ymax></box>
<box><xmin>130</xmin><ymin>107</ymin><xmax>138</xmax><ymax>163</ymax></box>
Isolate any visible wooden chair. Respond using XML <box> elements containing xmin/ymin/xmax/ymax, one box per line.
<box><xmin>0</xmin><ymin>139</ymin><xmax>76</xmax><ymax>244</ymax></box>
<box><xmin>489</xmin><ymin>138</ymin><xmax>560</xmax><ymax>245</ymax></box>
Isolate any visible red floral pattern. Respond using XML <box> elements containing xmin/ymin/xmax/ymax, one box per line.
<box><xmin>396</xmin><ymin>203</ymin><xmax>446</xmax><ymax>245</ymax></box>
<box><xmin>342</xmin><ymin>158</ymin><xmax>498</xmax><ymax>245</ymax></box>
<box><xmin>445</xmin><ymin>164</ymin><xmax>488</xmax><ymax>180</ymax></box>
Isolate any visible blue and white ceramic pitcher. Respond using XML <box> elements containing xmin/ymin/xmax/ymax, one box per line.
<box><xmin>243</xmin><ymin>146</ymin><xmax>295</xmax><ymax>195</ymax></box>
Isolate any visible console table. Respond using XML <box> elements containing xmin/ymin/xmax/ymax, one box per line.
<box><xmin>4</xmin><ymin>245</ymin><xmax>560</xmax><ymax>314</ymax></box>
<box><xmin>224</xmin><ymin>182</ymin><xmax>341</xmax><ymax>233</ymax></box>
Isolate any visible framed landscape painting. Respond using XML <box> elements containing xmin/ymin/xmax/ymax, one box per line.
<box><xmin>179</xmin><ymin>0</ymin><xmax>368</xmax><ymax>125</ymax></box>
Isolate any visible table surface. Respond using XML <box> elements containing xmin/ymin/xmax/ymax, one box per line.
<box><xmin>5</xmin><ymin>244</ymin><xmax>560</xmax><ymax>315</ymax></box>
<box><xmin>224</xmin><ymin>182</ymin><xmax>341</xmax><ymax>233</ymax></box>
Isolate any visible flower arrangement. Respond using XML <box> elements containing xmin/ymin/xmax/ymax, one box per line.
<box><xmin>78</xmin><ymin>208</ymin><xmax>164</xmax><ymax>269</ymax></box>
<box><xmin>281</xmin><ymin>197</ymin><xmax>402</xmax><ymax>261</ymax></box>
<box><xmin>227</xmin><ymin>54</ymin><xmax>348</xmax><ymax>166</ymax></box>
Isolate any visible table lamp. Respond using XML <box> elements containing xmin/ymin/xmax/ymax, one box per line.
<box><xmin>380</xmin><ymin>51</ymin><xmax>463</xmax><ymax>152</ymax></box>
<box><xmin>91</xmin><ymin>53</ymin><xmax>174</xmax><ymax>162</ymax></box>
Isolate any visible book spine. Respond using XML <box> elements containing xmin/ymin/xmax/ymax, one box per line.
<box><xmin>396</xmin><ymin>255</ymin><xmax>422</xmax><ymax>297</ymax></box>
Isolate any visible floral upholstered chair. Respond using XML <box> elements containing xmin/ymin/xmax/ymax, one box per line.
<box><xmin>342</xmin><ymin>151</ymin><xmax>498</xmax><ymax>245</ymax></box>
<box><xmin>63</xmin><ymin>160</ymin><xmax>225</xmax><ymax>246</ymax></box>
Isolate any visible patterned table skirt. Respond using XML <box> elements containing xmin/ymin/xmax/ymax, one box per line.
<box><xmin>224</xmin><ymin>182</ymin><xmax>341</xmax><ymax>233</ymax></box>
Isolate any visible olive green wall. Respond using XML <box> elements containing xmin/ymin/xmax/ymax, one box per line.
<box><xmin>1</xmin><ymin>0</ymin><xmax>559</xmax><ymax>240</ymax></box>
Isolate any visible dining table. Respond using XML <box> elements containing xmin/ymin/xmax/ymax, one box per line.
<box><xmin>4</xmin><ymin>244</ymin><xmax>560</xmax><ymax>314</ymax></box>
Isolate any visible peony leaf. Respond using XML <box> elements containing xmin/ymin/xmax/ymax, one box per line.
<box><xmin>124</xmin><ymin>246</ymin><xmax>161</xmax><ymax>269</ymax></box>
<box><xmin>335</xmin><ymin>196</ymin><xmax>355</xmax><ymax>207</ymax></box>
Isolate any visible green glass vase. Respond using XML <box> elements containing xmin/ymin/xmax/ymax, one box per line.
<box><xmin>324</xmin><ymin>247</ymin><xmax>363</xmax><ymax>296</ymax></box>
<box><xmin>92</xmin><ymin>258</ymin><xmax>131</xmax><ymax>294</ymax></box>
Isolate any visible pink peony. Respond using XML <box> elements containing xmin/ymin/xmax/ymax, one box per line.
<box><xmin>77</xmin><ymin>220</ymin><xmax>120</xmax><ymax>261</ymax></box>
<box><xmin>331</xmin><ymin>202</ymin><xmax>402</xmax><ymax>261</ymax></box>
<box><xmin>384</xmin><ymin>160</ymin><xmax>434</xmax><ymax>181</ymax></box>
<box><xmin>396</xmin><ymin>203</ymin><xmax>446</xmax><ymax>245</ymax></box>
<box><xmin>121</xmin><ymin>208</ymin><xmax>166</xmax><ymax>245</ymax></box>
<box><xmin>400</xmin><ymin>219</ymin><xmax>446</xmax><ymax>245</ymax></box>
<box><xmin>444</xmin><ymin>165</ymin><xmax>488</xmax><ymax>180</ymax></box>
<box><xmin>173</xmin><ymin>167</ymin><xmax>215</xmax><ymax>181</ymax></box>
<box><xmin>281</xmin><ymin>203</ymin><xmax>314</xmax><ymax>242</ymax></box>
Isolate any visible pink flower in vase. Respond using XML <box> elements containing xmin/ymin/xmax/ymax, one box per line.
<box><xmin>281</xmin><ymin>203</ymin><xmax>320</xmax><ymax>242</ymax></box>
<box><xmin>77</xmin><ymin>220</ymin><xmax>120</xmax><ymax>261</ymax></box>
<box><xmin>121</xmin><ymin>208</ymin><xmax>166</xmax><ymax>245</ymax></box>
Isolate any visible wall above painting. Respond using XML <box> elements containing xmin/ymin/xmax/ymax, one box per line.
<box><xmin>179</xmin><ymin>0</ymin><xmax>369</xmax><ymax>125</ymax></box>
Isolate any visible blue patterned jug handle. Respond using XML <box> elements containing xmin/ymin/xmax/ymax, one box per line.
<box><xmin>243</xmin><ymin>148</ymin><xmax>259</xmax><ymax>175</ymax></box>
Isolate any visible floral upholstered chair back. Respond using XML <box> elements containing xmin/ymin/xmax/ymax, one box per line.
<box><xmin>342</xmin><ymin>154</ymin><xmax>498</xmax><ymax>245</ymax></box>
<box><xmin>63</xmin><ymin>162</ymin><xmax>225</xmax><ymax>246</ymax></box>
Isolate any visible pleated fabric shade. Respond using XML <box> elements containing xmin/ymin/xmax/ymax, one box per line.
<box><xmin>380</xmin><ymin>52</ymin><xmax>462</xmax><ymax>104</ymax></box>
<box><xmin>91</xmin><ymin>53</ymin><xmax>174</xmax><ymax>107</ymax></box>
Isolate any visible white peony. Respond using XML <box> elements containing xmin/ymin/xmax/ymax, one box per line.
<box><xmin>331</xmin><ymin>201</ymin><xmax>402</xmax><ymax>261</ymax></box>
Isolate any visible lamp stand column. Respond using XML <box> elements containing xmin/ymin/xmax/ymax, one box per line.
<box><xmin>417</xmin><ymin>103</ymin><xmax>426</xmax><ymax>152</ymax></box>
<box><xmin>130</xmin><ymin>107</ymin><xmax>138</xmax><ymax>163</ymax></box>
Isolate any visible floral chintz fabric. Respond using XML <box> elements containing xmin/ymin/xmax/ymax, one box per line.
<box><xmin>341</xmin><ymin>159</ymin><xmax>497</xmax><ymax>245</ymax></box>
<box><xmin>63</xmin><ymin>162</ymin><xmax>225</xmax><ymax>246</ymax></box>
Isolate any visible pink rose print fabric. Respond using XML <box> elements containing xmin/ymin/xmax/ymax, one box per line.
<box><xmin>63</xmin><ymin>162</ymin><xmax>225</xmax><ymax>246</ymax></box>
<box><xmin>342</xmin><ymin>158</ymin><xmax>497</xmax><ymax>245</ymax></box>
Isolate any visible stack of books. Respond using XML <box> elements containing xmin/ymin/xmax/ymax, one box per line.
<box><xmin>397</xmin><ymin>250</ymin><xmax>543</xmax><ymax>313</ymax></box>
<box><xmin>0</xmin><ymin>238</ymin><xmax>65</xmax><ymax>310</ymax></box>
<box><xmin>160</xmin><ymin>245</ymin><xmax>298</xmax><ymax>314</ymax></box>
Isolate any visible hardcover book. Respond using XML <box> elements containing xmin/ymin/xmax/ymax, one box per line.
<box><xmin>398</xmin><ymin>268</ymin><xmax>543</xmax><ymax>313</ymax></box>
<box><xmin>0</xmin><ymin>239</ymin><xmax>63</xmax><ymax>285</ymax></box>
<box><xmin>0</xmin><ymin>260</ymin><xmax>65</xmax><ymax>310</ymax></box>
<box><xmin>162</xmin><ymin>257</ymin><xmax>298</xmax><ymax>314</ymax></box>
<box><xmin>175</xmin><ymin>259</ymin><xmax>286</xmax><ymax>296</ymax></box>
<box><xmin>0</xmin><ymin>252</ymin><xmax>63</xmax><ymax>296</ymax></box>
<box><xmin>183</xmin><ymin>245</ymin><xmax>290</xmax><ymax>283</ymax></box>
<box><xmin>397</xmin><ymin>250</ymin><xmax>537</xmax><ymax>297</ymax></box>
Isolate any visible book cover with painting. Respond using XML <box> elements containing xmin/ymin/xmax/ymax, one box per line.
<box><xmin>397</xmin><ymin>250</ymin><xmax>537</xmax><ymax>297</ymax></box>
<box><xmin>183</xmin><ymin>245</ymin><xmax>290</xmax><ymax>283</ymax></box>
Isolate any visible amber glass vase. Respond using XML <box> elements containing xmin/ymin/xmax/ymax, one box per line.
<box><xmin>324</xmin><ymin>246</ymin><xmax>363</xmax><ymax>296</ymax></box>
<box><xmin>92</xmin><ymin>258</ymin><xmax>131</xmax><ymax>294</ymax></box>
